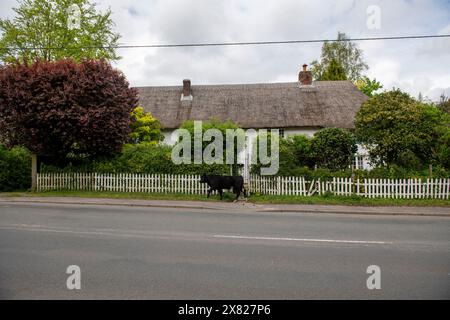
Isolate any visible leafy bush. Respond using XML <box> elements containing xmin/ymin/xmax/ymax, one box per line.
<box><xmin>353</xmin><ymin>165</ymin><xmax>448</xmax><ymax>179</ymax></box>
<box><xmin>98</xmin><ymin>143</ymin><xmax>175</xmax><ymax>173</ymax></box>
<box><xmin>288</xmin><ymin>134</ymin><xmax>315</xmax><ymax>168</ymax></box>
<box><xmin>178</xmin><ymin>119</ymin><xmax>243</xmax><ymax>175</ymax></box>
<box><xmin>310</xmin><ymin>128</ymin><xmax>357</xmax><ymax>170</ymax></box>
<box><xmin>355</xmin><ymin>89</ymin><xmax>450</xmax><ymax>169</ymax></box>
<box><xmin>41</xmin><ymin>143</ymin><xmax>230</xmax><ymax>175</ymax></box>
<box><xmin>432</xmin><ymin>124</ymin><xmax>450</xmax><ymax>169</ymax></box>
<box><xmin>278</xmin><ymin>166</ymin><xmax>448</xmax><ymax>180</ymax></box>
<box><xmin>129</xmin><ymin>107</ymin><xmax>163</xmax><ymax>144</ymax></box>
<box><xmin>0</xmin><ymin>145</ymin><xmax>31</xmax><ymax>191</ymax></box>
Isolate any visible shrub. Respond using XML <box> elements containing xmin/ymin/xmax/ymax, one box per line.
<box><xmin>311</xmin><ymin>128</ymin><xmax>357</xmax><ymax>170</ymax></box>
<box><xmin>288</xmin><ymin>134</ymin><xmax>315</xmax><ymax>168</ymax></box>
<box><xmin>111</xmin><ymin>143</ymin><xmax>230</xmax><ymax>175</ymax></box>
<box><xmin>252</xmin><ymin>164</ymin><xmax>448</xmax><ymax>181</ymax></box>
<box><xmin>41</xmin><ymin>142</ymin><xmax>231</xmax><ymax>175</ymax></box>
<box><xmin>0</xmin><ymin>145</ymin><xmax>31</xmax><ymax>191</ymax></box>
<box><xmin>178</xmin><ymin>119</ymin><xmax>243</xmax><ymax>175</ymax></box>
<box><xmin>432</xmin><ymin>126</ymin><xmax>450</xmax><ymax>169</ymax></box>
<box><xmin>355</xmin><ymin>89</ymin><xmax>450</xmax><ymax>169</ymax></box>
<box><xmin>129</xmin><ymin>107</ymin><xmax>163</xmax><ymax>144</ymax></box>
<box><xmin>101</xmin><ymin>143</ymin><xmax>175</xmax><ymax>173</ymax></box>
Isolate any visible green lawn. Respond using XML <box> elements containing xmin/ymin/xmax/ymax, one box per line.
<box><xmin>1</xmin><ymin>190</ymin><xmax>449</xmax><ymax>207</ymax></box>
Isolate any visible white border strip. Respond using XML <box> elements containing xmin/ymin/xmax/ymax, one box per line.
<box><xmin>214</xmin><ymin>234</ymin><xmax>391</xmax><ymax>245</ymax></box>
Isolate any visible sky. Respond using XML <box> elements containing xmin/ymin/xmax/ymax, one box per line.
<box><xmin>1</xmin><ymin>0</ymin><xmax>449</xmax><ymax>100</ymax></box>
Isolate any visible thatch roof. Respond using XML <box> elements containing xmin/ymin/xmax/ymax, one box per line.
<box><xmin>135</xmin><ymin>80</ymin><xmax>368</xmax><ymax>130</ymax></box>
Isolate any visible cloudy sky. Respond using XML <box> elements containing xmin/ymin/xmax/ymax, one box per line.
<box><xmin>1</xmin><ymin>0</ymin><xmax>449</xmax><ymax>100</ymax></box>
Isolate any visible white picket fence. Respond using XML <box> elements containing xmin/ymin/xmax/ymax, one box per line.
<box><xmin>36</xmin><ymin>173</ymin><xmax>450</xmax><ymax>199</ymax></box>
<box><xmin>250</xmin><ymin>175</ymin><xmax>450</xmax><ymax>199</ymax></box>
<box><xmin>37</xmin><ymin>173</ymin><xmax>209</xmax><ymax>194</ymax></box>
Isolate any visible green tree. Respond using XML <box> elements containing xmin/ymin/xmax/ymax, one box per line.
<box><xmin>130</xmin><ymin>107</ymin><xmax>163</xmax><ymax>145</ymax></box>
<box><xmin>0</xmin><ymin>0</ymin><xmax>120</xmax><ymax>63</ymax></box>
<box><xmin>319</xmin><ymin>58</ymin><xmax>347</xmax><ymax>81</ymax></box>
<box><xmin>311</xmin><ymin>32</ymin><xmax>368</xmax><ymax>82</ymax></box>
<box><xmin>354</xmin><ymin>89</ymin><xmax>450</xmax><ymax>168</ymax></box>
<box><xmin>355</xmin><ymin>76</ymin><xmax>383</xmax><ymax>96</ymax></box>
<box><xmin>310</xmin><ymin>128</ymin><xmax>357</xmax><ymax>170</ymax></box>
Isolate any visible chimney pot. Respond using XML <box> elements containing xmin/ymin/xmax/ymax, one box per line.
<box><xmin>302</xmin><ymin>64</ymin><xmax>308</xmax><ymax>72</ymax></box>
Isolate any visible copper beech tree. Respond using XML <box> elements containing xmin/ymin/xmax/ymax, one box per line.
<box><xmin>0</xmin><ymin>59</ymin><xmax>138</xmax><ymax>187</ymax></box>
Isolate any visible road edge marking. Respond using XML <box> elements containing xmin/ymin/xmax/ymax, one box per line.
<box><xmin>213</xmin><ymin>234</ymin><xmax>392</xmax><ymax>245</ymax></box>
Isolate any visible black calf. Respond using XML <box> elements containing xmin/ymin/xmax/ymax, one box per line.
<box><xmin>200</xmin><ymin>174</ymin><xmax>247</xmax><ymax>200</ymax></box>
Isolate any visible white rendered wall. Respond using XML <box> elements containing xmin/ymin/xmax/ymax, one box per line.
<box><xmin>283</xmin><ymin>128</ymin><xmax>317</xmax><ymax>138</ymax></box>
<box><xmin>161</xmin><ymin>127</ymin><xmax>373</xmax><ymax>170</ymax></box>
<box><xmin>161</xmin><ymin>130</ymin><xmax>178</xmax><ymax>145</ymax></box>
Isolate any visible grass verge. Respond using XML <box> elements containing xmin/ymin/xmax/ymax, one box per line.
<box><xmin>1</xmin><ymin>190</ymin><xmax>449</xmax><ymax>207</ymax></box>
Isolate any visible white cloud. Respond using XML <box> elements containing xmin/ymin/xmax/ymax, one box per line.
<box><xmin>1</xmin><ymin>0</ymin><xmax>450</xmax><ymax>100</ymax></box>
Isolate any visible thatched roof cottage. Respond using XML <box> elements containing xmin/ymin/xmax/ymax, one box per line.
<box><xmin>135</xmin><ymin>64</ymin><xmax>368</xmax><ymax>146</ymax></box>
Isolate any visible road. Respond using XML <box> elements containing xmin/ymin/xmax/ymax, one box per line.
<box><xmin>0</xmin><ymin>201</ymin><xmax>449</xmax><ymax>299</ymax></box>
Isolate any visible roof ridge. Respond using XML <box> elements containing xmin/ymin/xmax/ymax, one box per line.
<box><xmin>134</xmin><ymin>80</ymin><xmax>354</xmax><ymax>90</ymax></box>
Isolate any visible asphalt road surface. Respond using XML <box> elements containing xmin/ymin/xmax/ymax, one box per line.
<box><xmin>0</xmin><ymin>202</ymin><xmax>449</xmax><ymax>299</ymax></box>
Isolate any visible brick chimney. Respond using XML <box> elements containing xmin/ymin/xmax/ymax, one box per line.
<box><xmin>183</xmin><ymin>79</ymin><xmax>191</xmax><ymax>96</ymax></box>
<box><xmin>181</xmin><ymin>79</ymin><xmax>193</xmax><ymax>101</ymax></box>
<box><xmin>298</xmin><ymin>64</ymin><xmax>312</xmax><ymax>86</ymax></box>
